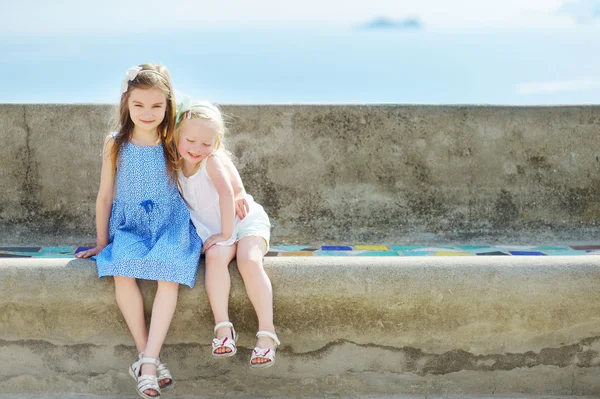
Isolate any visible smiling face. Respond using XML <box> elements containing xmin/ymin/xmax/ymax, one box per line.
<box><xmin>127</xmin><ymin>87</ymin><xmax>167</xmax><ymax>133</ymax></box>
<box><xmin>177</xmin><ymin>118</ymin><xmax>221</xmax><ymax>167</ymax></box>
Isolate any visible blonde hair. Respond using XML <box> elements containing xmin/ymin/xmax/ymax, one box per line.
<box><xmin>111</xmin><ymin>63</ymin><xmax>178</xmax><ymax>181</ymax></box>
<box><xmin>169</xmin><ymin>100</ymin><xmax>230</xmax><ymax>174</ymax></box>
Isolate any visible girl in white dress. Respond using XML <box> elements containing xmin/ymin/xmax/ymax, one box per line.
<box><xmin>174</xmin><ymin>99</ymin><xmax>280</xmax><ymax>368</ymax></box>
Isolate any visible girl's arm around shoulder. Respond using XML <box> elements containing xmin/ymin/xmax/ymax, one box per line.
<box><xmin>203</xmin><ymin>154</ymin><xmax>235</xmax><ymax>252</ymax></box>
<box><xmin>76</xmin><ymin>134</ymin><xmax>116</xmax><ymax>258</ymax></box>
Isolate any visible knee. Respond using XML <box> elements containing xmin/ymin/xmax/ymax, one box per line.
<box><xmin>157</xmin><ymin>280</ymin><xmax>179</xmax><ymax>292</ymax></box>
<box><xmin>205</xmin><ymin>250</ymin><xmax>232</xmax><ymax>268</ymax></box>
<box><xmin>236</xmin><ymin>256</ymin><xmax>263</xmax><ymax>275</ymax></box>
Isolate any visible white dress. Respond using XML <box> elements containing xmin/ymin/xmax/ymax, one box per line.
<box><xmin>178</xmin><ymin>156</ymin><xmax>271</xmax><ymax>249</ymax></box>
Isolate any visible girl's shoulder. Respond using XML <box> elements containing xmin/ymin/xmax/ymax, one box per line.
<box><xmin>204</xmin><ymin>153</ymin><xmax>227</xmax><ymax>172</ymax></box>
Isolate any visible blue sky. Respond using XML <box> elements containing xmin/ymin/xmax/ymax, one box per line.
<box><xmin>4</xmin><ymin>0</ymin><xmax>600</xmax><ymax>34</ymax></box>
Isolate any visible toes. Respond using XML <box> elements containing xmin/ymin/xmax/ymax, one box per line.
<box><xmin>159</xmin><ymin>378</ymin><xmax>171</xmax><ymax>387</ymax></box>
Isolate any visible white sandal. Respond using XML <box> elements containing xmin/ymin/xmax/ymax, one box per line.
<box><xmin>249</xmin><ymin>330</ymin><xmax>280</xmax><ymax>369</ymax></box>
<box><xmin>129</xmin><ymin>356</ymin><xmax>161</xmax><ymax>399</ymax></box>
<box><xmin>212</xmin><ymin>321</ymin><xmax>238</xmax><ymax>358</ymax></box>
<box><xmin>129</xmin><ymin>353</ymin><xmax>174</xmax><ymax>391</ymax></box>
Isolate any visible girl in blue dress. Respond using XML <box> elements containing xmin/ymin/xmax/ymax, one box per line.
<box><xmin>77</xmin><ymin>64</ymin><xmax>201</xmax><ymax>399</ymax></box>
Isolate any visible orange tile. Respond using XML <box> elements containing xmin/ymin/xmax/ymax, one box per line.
<box><xmin>282</xmin><ymin>251</ymin><xmax>314</xmax><ymax>257</ymax></box>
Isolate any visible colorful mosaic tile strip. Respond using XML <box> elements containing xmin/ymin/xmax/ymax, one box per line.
<box><xmin>1</xmin><ymin>244</ymin><xmax>600</xmax><ymax>258</ymax></box>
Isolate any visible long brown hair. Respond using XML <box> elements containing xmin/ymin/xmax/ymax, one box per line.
<box><xmin>111</xmin><ymin>63</ymin><xmax>178</xmax><ymax>181</ymax></box>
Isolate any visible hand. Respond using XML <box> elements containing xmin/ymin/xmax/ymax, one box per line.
<box><xmin>75</xmin><ymin>245</ymin><xmax>106</xmax><ymax>258</ymax></box>
<box><xmin>235</xmin><ymin>197</ymin><xmax>249</xmax><ymax>219</ymax></box>
<box><xmin>203</xmin><ymin>233</ymin><xmax>228</xmax><ymax>253</ymax></box>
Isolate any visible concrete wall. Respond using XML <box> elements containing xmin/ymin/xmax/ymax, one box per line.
<box><xmin>1</xmin><ymin>256</ymin><xmax>600</xmax><ymax>396</ymax></box>
<box><xmin>2</xmin><ymin>104</ymin><xmax>600</xmax><ymax>245</ymax></box>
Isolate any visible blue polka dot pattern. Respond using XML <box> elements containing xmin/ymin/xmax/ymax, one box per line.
<box><xmin>96</xmin><ymin>139</ymin><xmax>202</xmax><ymax>288</ymax></box>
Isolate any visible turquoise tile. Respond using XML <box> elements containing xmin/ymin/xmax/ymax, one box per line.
<box><xmin>315</xmin><ymin>251</ymin><xmax>350</xmax><ymax>256</ymax></box>
<box><xmin>390</xmin><ymin>245</ymin><xmax>425</xmax><ymax>250</ymax></box>
<box><xmin>270</xmin><ymin>245</ymin><xmax>308</xmax><ymax>252</ymax></box>
<box><xmin>39</xmin><ymin>253</ymin><xmax>77</xmax><ymax>258</ymax></box>
<box><xmin>41</xmin><ymin>246</ymin><xmax>75</xmax><ymax>254</ymax></box>
<box><xmin>456</xmin><ymin>245</ymin><xmax>491</xmax><ymax>250</ymax></box>
<box><xmin>356</xmin><ymin>251</ymin><xmax>398</xmax><ymax>257</ymax></box>
<box><xmin>403</xmin><ymin>251</ymin><xmax>430</xmax><ymax>256</ymax></box>
<box><xmin>543</xmin><ymin>250</ymin><xmax>586</xmax><ymax>256</ymax></box>
<box><xmin>533</xmin><ymin>246</ymin><xmax>570</xmax><ymax>251</ymax></box>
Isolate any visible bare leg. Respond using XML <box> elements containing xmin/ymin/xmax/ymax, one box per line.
<box><xmin>114</xmin><ymin>276</ymin><xmax>147</xmax><ymax>353</ymax></box>
<box><xmin>204</xmin><ymin>244</ymin><xmax>237</xmax><ymax>353</ymax></box>
<box><xmin>236</xmin><ymin>237</ymin><xmax>275</xmax><ymax>365</ymax></box>
<box><xmin>139</xmin><ymin>280</ymin><xmax>179</xmax><ymax>397</ymax></box>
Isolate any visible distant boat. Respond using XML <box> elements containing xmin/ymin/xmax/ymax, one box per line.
<box><xmin>358</xmin><ymin>17</ymin><xmax>423</xmax><ymax>30</ymax></box>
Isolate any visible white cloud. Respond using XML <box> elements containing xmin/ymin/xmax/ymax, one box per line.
<box><xmin>516</xmin><ymin>79</ymin><xmax>600</xmax><ymax>95</ymax></box>
<box><xmin>2</xmin><ymin>0</ymin><xmax>575</xmax><ymax>34</ymax></box>
<box><xmin>558</xmin><ymin>0</ymin><xmax>600</xmax><ymax>23</ymax></box>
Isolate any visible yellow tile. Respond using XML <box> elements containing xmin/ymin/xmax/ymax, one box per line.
<box><xmin>282</xmin><ymin>251</ymin><xmax>313</xmax><ymax>257</ymax></box>
<box><xmin>355</xmin><ymin>245</ymin><xmax>389</xmax><ymax>251</ymax></box>
<box><xmin>435</xmin><ymin>251</ymin><xmax>471</xmax><ymax>256</ymax></box>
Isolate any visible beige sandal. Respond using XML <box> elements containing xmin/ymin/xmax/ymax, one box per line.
<box><xmin>129</xmin><ymin>353</ymin><xmax>173</xmax><ymax>391</ymax></box>
<box><xmin>212</xmin><ymin>321</ymin><xmax>238</xmax><ymax>358</ymax></box>
<box><xmin>129</xmin><ymin>356</ymin><xmax>161</xmax><ymax>399</ymax></box>
<box><xmin>249</xmin><ymin>330</ymin><xmax>280</xmax><ymax>369</ymax></box>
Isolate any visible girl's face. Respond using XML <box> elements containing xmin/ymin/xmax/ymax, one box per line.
<box><xmin>177</xmin><ymin>118</ymin><xmax>219</xmax><ymax>166</ymax></box>
<box><xmin>128</xmin><ymin>88</ymin><xmax>167</xmax><ymax>133</ymax></box>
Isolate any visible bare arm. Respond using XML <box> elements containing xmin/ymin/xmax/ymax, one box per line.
<box><xmin>203</xmin><ymin>154</ymin><xmax>235</xmax><ymax>252</ymax></box>
<box><xmin>221</xmin><ymin>153</ymin><xmax>249</xmax><ymax>219</ymax></box>
<box><xmin>76</xmin><ymin>135</ymin><xmax>116</xmax><ymax>258</ymax></box>
<box><xmin>221</xmin><ymin>154</ymin><xmax>245</xmax><ymax>198</ymax></box>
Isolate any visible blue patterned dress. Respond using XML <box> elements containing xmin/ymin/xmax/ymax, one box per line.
<box><xmin>96</xmin><ymin>136</ymin><xmax>202</xmax><ymax>288</ymax></box>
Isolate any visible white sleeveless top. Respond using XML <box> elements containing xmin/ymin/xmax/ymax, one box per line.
<box><xmin>178</xmin><ymin>156</ymin><xmax>271</xmax><ymax>247</ymax></box>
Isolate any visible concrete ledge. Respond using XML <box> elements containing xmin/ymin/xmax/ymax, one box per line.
<box><xmin>2</xmin><ymin>257</ymin><xmax>600</xmax><ymax>396</ymax></box>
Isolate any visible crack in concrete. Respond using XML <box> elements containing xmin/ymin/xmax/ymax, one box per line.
<box><xmin>3</xmin><ymin>336</ymin><xmax>600</xmax><ymax>377</ymax></box>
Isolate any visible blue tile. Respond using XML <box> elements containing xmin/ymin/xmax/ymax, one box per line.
<box><xmin>509</xmin><ymin>251</ymin><xmax>546</xmax><ymax>256</ymax></box>
<box><xmin>75</xmin><ymin>247</ymin><xmax>94</xmax><ymax>254</ymax></box>
<box><xmin>321</xmin><ymin>246</ymin><xmax>353</xmax><ymax>251</ymax></box>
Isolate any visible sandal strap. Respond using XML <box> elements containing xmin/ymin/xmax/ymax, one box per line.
<box><xmin>256</xmin><ymin>330</ymin><xmax>280</xmax><ymax>347</ymax></box>
<box><xmin>156</xmin><ymin>362</ymin><xmax>172</xmax><ymax>379</ymax></box>
<box><xmin>139</xmin><ymin>357</ymin><xmax>160</xmax><ymax>367</ymax></box>
<box><xmin>137</xmin><ymin>374</ymin><xmax>161</xmax><ymax>395</ymax></box>
<box><xmin>212</xmin><ymin>336</ymin><xmax>237</xmax><ymax>351</ymax></box>
<box><xmin>214</xmin><ymin>321</ymin><xmax>234</xmax><ymax>335</ymax></box>
<box><xmin>250</xmin><ymin>346</ymin><xmax>276</xmax><ymax>363</ymax></box>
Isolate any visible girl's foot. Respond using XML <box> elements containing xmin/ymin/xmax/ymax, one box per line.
<box><xmin>212</xmin><ymin>321</ymin><xmax>238</xmax><ymax>357</ymax></box>
<box><xmin>140</xmin><ymin>363</ymin><xmax>159</xmax><ymax>397</ymax></box>
<box><xmin>132</xmin><ymin>353</ymin><xmax>172</xmax><ymax>390</ymax></box>
<box><xmin>250</xmin><ymin>330</ymin><xmax>280</xmax><ymax>368</ymax></box>
<box><xmin>129</xmin><ymin>357</ymin><xmax>161</xmax><ymax>399</ymax></box>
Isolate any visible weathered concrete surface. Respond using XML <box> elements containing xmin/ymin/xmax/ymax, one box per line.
<box><xmin>1</xmin><ymin>256</ymin><xmax>600</xmax><ymax>396</ymax></box>
<box><xmin>2</xmin><ymin>104</ymin><xmax>600</xmax><ymax>245</ymax></box>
